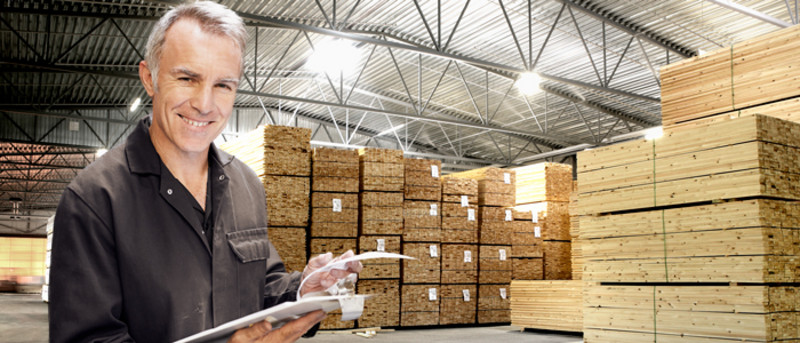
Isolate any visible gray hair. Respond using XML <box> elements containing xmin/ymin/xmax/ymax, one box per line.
<box><xmin>144</xmin><ymin>1</ymin><xmax>247</xmax><ymax>89</ymax></box>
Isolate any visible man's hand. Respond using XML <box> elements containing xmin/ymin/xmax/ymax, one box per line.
<box><xmin>227</xmin><ymin>310</ymin><xmax>325</xmax><ymax>343</ymax></box>
<box><xmin>300</xmin><ymin>250</ymin><xmax>363</xmax><ymax>296</ymax></box>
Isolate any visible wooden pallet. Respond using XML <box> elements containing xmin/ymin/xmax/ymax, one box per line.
<box><xmin>440</xmin><ymin>284</ymin><xmax>477</xmax><ymax>325</ymax></box>
<box><xmin>577</xmin><ymin>115</ymin><xmax>800</xmax><ymax>215</ymax></box>
<box><xmin>357</xmin><ymin>279</ymin><xmax>400</xmax><ymax>328</ymax></box>
<box><xmin>478</xmin><ymin>245</ymin><xmax>512</xmax><ymax>284</ymax></box>
<box><xmin>441</xmin><ymin>177</ymin><xmax>478</xmax><ymax>204</ymax></box>
<box><xmin>477</xmin><ymin>207</ymin><xmax>514</xmax><ymax>245</ymax></box>
<box><xmin>514</xmin><ymin>201</ymin><xmax>571</xmax><ymax>241</ymax></box>
<box><xmin>581</xmin><ymin>199</ymin><xmax>800</xmax><ymax>283</ymax></box>
<box><xmin>358</xmin><ymin>235</ymin><xmax>401</xmax><ymax>279</ymax></box>
<box><xmin>512</xmin><ymin>257</ymin><xmax>544</xmax><ymax>280</ymax></box>
<box><xmin>401</xmin><ymin>243</ymin><xmax>441</xmax><ymax>284</ymax></box>
<box><xmin>404</xmin><ymin>158</ymin><xmax>442</xmax><ymax>201</ymax></box>
<box><xmin>584</xmin><ymin>284</ymin><xmax>800</xmax><ymax>342</ymax></box>
<box><xmin>511</xmin><ymin>280</ymin><xmax>583</xmax><ymax>332</ymax></box>
<box><xmin>513</xmin><ymin>162</ymin><xmax>573</xmax><ymax>204</ymax></box>
<box><xmin>477</xmin><ymin>284</ymin><xmax>511</xmax><ymax>324</ymax></box>
<box><xmin>403</xmin><ymin>200</ymin><xmax>441</xmax><ymax>242</ymax></box>
<box><xmin>441</xmin><ymin>202</ymin><xmax>478</xmax><ymax>243</ymax></box>
<box><xmin>401</xmin><ymin>284</ymin><xmax>440</xmax><ymax>326</ymax></box>
<box><xmin>445</xmin><ymin>167</ymin><xmax>516</xmax><ymax>207</ymax></box>
<box><xmin>310</xmin><ymin>192</ymin><xmax>358</xmax><ymax>238</ymax></box>
<box><xmin>441</xmin><ymin>244</ymin><xmax>478</xmax><ymax>284</ymax></box>
<box><xmin>359</xmin><ymin>192</ymin><xmax>403</xmax><ymax>235</ymax></box>
<box><xmin>266</xmin><ymin>227</ymin><xmax>306</xmax><ymax>274</ymax></box>
<box><xmin>263</xmin><ymin>175</ymin><xmax>309</xmax><ymax>227</ymax></box>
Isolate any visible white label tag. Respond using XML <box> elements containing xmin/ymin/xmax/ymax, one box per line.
<box><xmin>467</xmin><ymin>208</ymin><xmax>475</xmax><ymax>221</ymax></box>
<box><xmin>461</xmin><ymin>195</ymin><xmax>469</xmax><ymax>207</ymax></box>
<box><xmin>505</xmin><ymin>209</ymin><xmax>512</xmax><ymax>222</ymax></box>
<box><xmin>430</xmin><ymin>245</ymin><xmax>438</xmax><ymax>257</ymax></box>
<box><xmin>464</xmin><ymin>250</ymin><xmax>472</xmax><ymax>263</ymax></box>
<box><xmin>429</xmin><ymin>288</ymin><xmax>438</xmax><ymax>301</ymax></box>
<box><xmin>531</xmin><ymin>209</ymin><xmax>539</xmax><ymax>223</ymax></box>
<box><xmin>534</xmin><ymin>226</ymin><xmax>541</xmax><ymax>238</ymax></box>
<box><xmin>332</xmin><ymin>198</ymin><xmax>342</xmax><ymax>212</ymax></box>
<box><xmin>503</xmin><ymin>172</ymin><xmax>511</xmax><ymax>184</ymax></box>
<box><xmin>462</xmin><ymin>289</ymin><xmax>471</xmax><ymax>301</ymax></box>
<box><xmin>376</xmin><ymin>239</ymin><xmax>385</xmax><ymax>252</ymax></box>
<box><xmin>431</xmin><ymin>165</ymin><xmax>439</xmax><ymax>178</ymax></box>
<box><xmin>500</xmin><ymin>288</ymin><xmax>507</xmax><ymax>299</ymax></box>
<box><xmin>499</xmin><ymin>249</ymin><xmax>507</xmax><ymax>261</ymax></box>
<box><xmin>430</xmin><ymin>203</ymin><xmax>438</xmax><ymax>216</ymax></box>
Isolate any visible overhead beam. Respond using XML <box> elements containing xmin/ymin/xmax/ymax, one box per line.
<box><xmin>541</xmin><ymin>84</ymin><xmax>658</xmax><ymax>128</ymax></box>
<box><xmin>704</xmin><ymin>0</ymin><xmax>792</xmax><ymax>28</ymax></box>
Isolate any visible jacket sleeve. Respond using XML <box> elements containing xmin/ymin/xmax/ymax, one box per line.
<box><xmin>262</xmin><ymin>241</ymin><xmax>302</xmax><ymax>307</ymax></box>
<box><xmin>49</xmin><ymin>187</ymin><xmax>135</xmax><ymax>343</ymax></box>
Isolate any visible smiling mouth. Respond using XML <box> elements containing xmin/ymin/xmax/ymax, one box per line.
<box><xmin>178</xmin><ymin>114</ymin><xmax>211</xmax><ymax>127</ymax></box>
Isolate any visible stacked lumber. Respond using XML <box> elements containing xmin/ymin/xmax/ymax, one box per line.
<box><xmin>358</xmin><ymin>235</ymin><xmax>401</xmax><ymax>279</ymax></box>
<box><xmin>477</xmin><ymin>207</ymin><xmax>513</xmax><ymax>245</ymax></box>
<box><xmin>310</xmin><ymin>192</ymin><xmax>358</xmax><ymax>238</ymax></box>
<box><xmin>401</xmin><ymin>243</ymin><xmax>440</xmax><ymax>283</ymax></box>
<box><xmin>477</xmin><ymin>284</ymin><xmax>510</xmax><ymax>324</ymax></box>
<box><xmin>512</xmin><ymin>257</ymin><xmax>542</xmax><ymax>280</ymax></box>
<box><xmin>440</xmin><ymin>284</ymin><xmax>477</xmax><ymax>325</ymax></box>
<box><xmin>401</xmin><ymin>284</ymin><xmax>440</xmax><ymax>326</ymax></box>
<box><xmin>513</xmin><ymin>202</ymin><xmax>570</xmax><ymax>241</ymax></box>
<box><xmin>510</xmin><ymin>280</ymin><xmax>583</xmax><ymax>332</ymax></box>
<box><xmin>445</xmin><ymin>167</ymin><xmax>515</xmax><ymax>207</ymax></box>
<box><xmin>440</xmin><ymin>202</ymin><xmax>478</xmax><ymax>243</ymax></box>
<box><xmin>666</xmin><ymin>97</ymin><xmax>800</xmax><ymax>133</ymax></box>
<box><xmin>512</xmin><ymin>162</ymin><xmax>573</xmax><ymax>204</ymax></box>
<box><xmin>514</xmin><ymin>203</ymin><xmax>571</xmax><ymax>280</ymax></box>
<box><xmin>584</xmin><ymin>284</ymin><xmax>800</xmax><ymax>342</ymax></box>
<box><xmin>403</xmin><ymin>200</ymin><xmax>441</xmax><ymax>242</ymax></box>
<box><xmin>510</xmin><ymin>209</ymin><xmax>543</xmax><ymax>281</ymax></box>
<box><xmin>404</xmin><ymin>158</ymin><xmax>442</xmax><ymax>200</ymax></box>
<box><xmin>358</xmin><ymin>148</ymin><xmax>403</xmax><ymax>192</ymax></box>
<box><xmin>441</xmin><ymin>244</ymin><xmax>478</xmax><ymax>284</ymax></box>
<box><xmin>442</xmin><ymin>177</ymin><xmax>478</xmax><ymax>204</ymax></box>
<box><xmin>312</xmin><ymin>148</ymin><xmax>358</xmax><ymax>192</ymax></box>
<box><xmin>569</xmin><ymin>181</ymin><xmax>582</xmax><ymax>280</ymax></box>
<box><xmin>359</xmin><ymin>192</ymin><xmax>403</xmax><ymax>235</ymax></box>
<box><xmin>309</xmin><ymin>238</ymin><xmax>357</xmax><ymax>329</ymax></box>
<box><xmin>357</xmin><ymin>279</ymin><xmax>400</xmax><ymax>328</ymax></box>
<box><xmin>661</xmin><ymin>24</ymin><xmax>800</xmax><ymax>127</ymax></box>
<box><xmin>221</xmin><ymin>125</ymin><xmax>311</xmax><ymax>274</ymax></box>
<box><xmin>542</xmin><ymin>241</ymin><xmax>571</xmax><ymax>280</ymax></box>
<box><xmin>577</xmin><ymin>115</ymin><xmax>800</xmax><ymax>215</ymax></box>
<box><xmin>478</xmin><ymin>245</ymin><xmax>511</xmax><ymax>284</ymax></box>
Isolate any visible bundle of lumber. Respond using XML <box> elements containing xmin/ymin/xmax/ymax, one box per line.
<box><xmin>401</xmin><ymin>243</ymin><xmax>441</xmax><ymax>283</ymax></box>
<box><xmin>310</xmin><ymin>192</ymin><xmax>358</xmax><ymax>238</ymax></box>
<box><xmin>543</xmin><ymin>241</ymin><xmax>572</xmax><ymax>280</ymax></box>
<box><xmin>441</xmin><ymin>177</ymin><xmax>478</xmax><ymax>204</ymax></box>
<box><xmin>584</xmin><ymin>284</ymin><xmax>800</xmax><ymax>342</ymax></box>
<box><xmin>478</xmin><ymin>245</ymin><xmax>512</xmax><ymax>284</ymax></box>
<box><xmin>510</xmin><ymin>280</ymin><xmax>583</xmax><ymax>332</ymax></box>
<box><xmin>441</xmin><ymin>244</ymin><xmax>478</xmax><ymax>284</ymax></box>
<box><xmin>581</xmin><ymin>199</ymin><xmax>800</xmax><ymax>283</ymax></box>
<box><xmin>440</xmin><ymin>202</ymin><xmax>478</xmax><ymax>243</ymax></box>
<box><xmin>477</xmin><ymin>207</ymin><xmax>513</xmax><ymax>245</ymax></box>
<box><xmin>569</xmin><ymin>181</ymin><xmax>582</xmax><ymax>280</ymax></box>
<box><xmin>219</xmin><ymin>125</ymin><xmax>311</xmax><ymax>177</ymax></box>
<box><xmin>263</xmin><ymin>175</ymin><xmax>309</xmax><ymax>227</ymax></box>
<box><xmin>358</xmin><ymin>148</ymin><xmax>403</xmax><ymax>192</ymax></box>
<box><xmin>511</xmin><ymin>210</ymin><xmax>543</xmax><ymax>258</ymax></box>
<box><xmin>309</xmin><ymin>238</ymin><xmax>357</xmax><ymax>329</ymax></box>
<box><xmin>404</xmin><ymin>158</ymin><xmax>442</xmax><ymax>200</ymax></box>
<box><xmin>403</xmin><ymin>200</ymin><xmax>441</xmax><ymax>242</ymax></box>
<box><xmin>266</xmin><ymin>227</ymin><xmax>306</xmax><ymax>273</ymax></box>
<box><xmin>514</xmin><ymin>202</ymin><xmax>570</xmax><ymax>241</ymax></box>
<box><xmin>445</xmin><ymin>168</ymin><xmax>515</xmax><ymax>207</ymax></box>
<box><xmin>660</xmin><ymin>24</ymin><xmax>800</xmax><ymax>127</ymax></box>
<box><xmin>439</xmin><ymin>284</ymin><xmax>477</xmax><ymax>325</ymax></box>
<box><xmin>512</xmin><ymin>257</ymin><xmax>543</xmax><ymax>280</ymax></box>
<box><xmin>312</xmin><ymin>147</ymin><xmax>358</xmax><ymax>192</ymax></box>
<box><xmin>358</xmin><ymin>235</ymin><xmax>401</xmax><ymax>279</ymax></box>
<box><xmin>477</xmin><ymin>284</ymin><xmax>510</xmax><ymax>324</ymax></box>
<box><xmin>358</xmin><ymin>279</ymin><xmax>400</xmax><ymax>328</ymax></box>
<box><xmin>512</xmin><ymin>162</ymin><xmax>573</xmax><ymax>204</ymax></box>
<box><xmin>513</xmin><ymin>205</ymin><xmax>572</xmax><ymax>279</ymax></box>
<box><xmin>401</xmin><ymin>285</ymin><xmax>440</xmax><ymax>326</ymax></box>
<box><xmin>577</xmin><ymin>115</ymin><xmax>800</xmax><ymax>215</ymax></box>
<box><xmin>359</xmin><ymin>192</ymin><xmax>403</xmax><ymax>235</ymax></box>
<box><xmin>666</xmin><ymin>97</ymin><xmax>800</xmax><ymax>133</ymax></box>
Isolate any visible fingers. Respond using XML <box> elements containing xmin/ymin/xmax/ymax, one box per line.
<box><xmin>257</xmin><ymin>310</ymin><xmax>325</xmax><ymax>343</ymax></box>
<box><xmin>228</xmin><ymin>320</ymin><xmax>272</xmax><ymax>343</ymax></box>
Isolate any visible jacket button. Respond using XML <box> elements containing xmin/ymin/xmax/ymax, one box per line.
<box><xmin>167</xmin><ymin>188</ymin><xmax>173</xmax><ymax>195</ymax></box>
<box><xmin>219</xmin><ymin>175</ymin><xmax>225</xmax><ymax>181</ymax></box>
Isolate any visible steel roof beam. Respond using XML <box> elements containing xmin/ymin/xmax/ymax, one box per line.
<box><xmin>540</xmin><ymin>85</ymin><xmax>658</xmax><ymax>127</ymax></box>
<box><xmin>704</xmin><ymin>0</ymin><xmax>792</xmax><ymax>28</ymax></box>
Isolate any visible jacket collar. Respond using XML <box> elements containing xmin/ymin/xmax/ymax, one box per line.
<box><xmin>126</xmin><ymin>116</ymin><xmax>235</xmax><ymax>175</ymax></box>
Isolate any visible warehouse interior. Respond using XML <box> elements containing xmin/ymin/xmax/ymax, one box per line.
<box><xmin>2</xmin><ymin>0</ymin><xmax>799</xmax><ymax>342</ymax></box>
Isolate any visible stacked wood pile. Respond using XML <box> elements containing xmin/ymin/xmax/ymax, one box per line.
<box><xmin>510</xmin><ymin>280</ymin><xmax>583</xmax><ymax>332</ymax></box>
<box><xmin>477</xmin><ymin>284</ymin><xmax>510</xmax><ymax>324</ymax></box>
<box><xmin>401</xmin><ymin>284</ymin><xmax>440</xmax><ymax>327</ymax></box>
<box><xmin>404</xmin><ymin>158</ymin><xmax>442</xmax><ymax>200</ymax></box>
<box><xmin>660</xmin><ymin>24</ymin><xmax>800</xmax><ymax>128</ymax></box>
<box><xmin>440</xmin><ymin>243</ymin><xmax>478</xmax><ymax>324</ymax></box>
<box><xmin>446</xmin><ymin>167</ymin><xmax>516</xmax><ymax>207</ymax></box>
<box><xmin>357</xmin><ymin>148</ymin><xmax>403</xmax><ymax>328</ymax></box>
<box><xmin>440</xmin><ymin>284</ymin><xmax>477</xmax><ymax>325</ymax></box>
<box><xmin>512</xmin><ymin>163</ymin><xmax>573</xmax><ymax>204</ymax></box>
<box><xmin>220</xmin><ymin>125</ymin><xmax>310</xmax><ymax>273</ymax></box>
<box><xmin>510</xmin><ymin>210</ymin><xmax>543</xmax><ymax>280</ymax></box>
<box><xmin>568</xmin><ymin>181</ymin><xmax>582</xmax><ymax>280</ymax></box>
<box><xmin>309</xmin><ymin>238</ymin><xmax>357</xmax><ymax>329</ymax></box>
<box><xmin>310</xmin><ymin>192</ymin><xmax>358</xmax><ymax>238</ymax></box>
<box><xmin>578</xmin><ymin>114</ymin><xmax>800</xmax><ymax>341</ymax></box>
<box><xmin>312</xmin><ymin>147</ymin><xmax>359</xmax><ymax>192</ymax></box>
<box><xmin>440</xmin><ymin>178</ymin><xmax>478</xmax><ymax>243</ymax></box>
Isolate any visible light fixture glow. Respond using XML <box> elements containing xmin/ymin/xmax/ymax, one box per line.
<box><xmin>305</xmin><ymin>39</ymin><xmax>362</xmax><ymax>77</ymax></box>
<box><xmin>377</xmin><ymin>124</ymin><xmax>407</xmax><ymax>137</ymax></box>
<box><xmin>644</xmin><ymin>127</ymin><xmax>663</xmax><ymax>140</ymax></box>
<box><xmin>96</xmin><ymin>148</ymin><xmax>108</xmax><ymax>157</ymax></box>
<box><xmin>515</xmin><ymin>72</ymin><xmax>542</xmax><ymax>96</ymax></box>
<box><xmin>130</xmin><ymin>97</ymin><xmax>141</xmax><ymax>112</ymax></box>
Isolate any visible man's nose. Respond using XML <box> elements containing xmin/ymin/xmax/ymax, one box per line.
<box><xmin>190</xmin><ymin>84</ymin><xmax>215</xmax><ymax>115</ymax></box>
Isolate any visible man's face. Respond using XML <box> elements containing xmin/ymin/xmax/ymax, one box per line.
<box><xmin>139</xmin><ymin>19</ymin><xmax>241</xmax><ymax>158</ymax></box>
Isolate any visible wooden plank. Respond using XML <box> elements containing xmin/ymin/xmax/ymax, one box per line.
<box><xmin>511</xmin><ymin>280</ymin><xmax>583</xmax><ymax>332</ymax></box>
<box><xmin>440</xmin><ymin>284</ymin><xmax>477</xmax><ymax>325</ymax></box>
<box><xmin>478</xmin><ymin>207</ymin><xmax>514</xmax><ymax>245</ymax></box>
<box><xmin>664</xmin><ymin>96</ymin><xmax>800</xmax><ymax>131</ymax></box>
<box><xmin>543</xmin><ymin>241</ymin><xmax>572</xmax><ymax>280</ymax></box>
<box><xmin>405</xmin><ymin>158</ymin><xmax>442</xmax><ymax>201</ymax></box>
<box><xmin>478</xmin><ymin>245</ymin><xmax>512</xmax><ymax>284</ymax></box>
<box><xmin>512</xmin><ymin>257</ymin><xmax>543</xmax><ymax>280</ymax></box>
<box><xmin>360</xmin><ymin>192</ymin><xmax>403</xmax><ymax>235</ymax></box>
<box><xmin>357</xmin><ymin>148</ymin><xmax>403</xmax><ymax>163</ymax></box>
<box><xmin>262</xmin><ymin>175</ymin><xmax>309</xmax><ymax>227</ymax></box>
<box><xmin>510</xmin><ymin>221</ymin><xmax>543</xmax><ymax>258</ymax></box>
<box><xmin>514</xmin><ymin>201</ymin><xmax>571</xmax><ymax>241</ymax></box>
<box><xmin>441</xmin><ymin>202</ymin><xmax>478</xmax><ymax>243</ymax></box>
<box><xmin>441</xmin><ymin>177</ymin><xmax>478</xmax><ymax>204</ymax></box>
<box><xmin>477</xmin><ymin>284</ymin><xmax>511</xmax><ymax>324</ymax></box>
<box><xmin>401</xmin><ymin>284</ymin><xmax>439</xmax><ymax>326</ymax></box>
<box><xmin>266</xmin><ymin>227</ymin><xmax>306</xmax><ymax>274</ymax></box>
<box><xmin>403</xmin><ymin>200</ymin><xmax>441</xmax><ymax>242</ymax></box>
<box><xmin>310</xmin><ymin>192</ymin><xmax>358</xmax><ymax>238</ymax></box>
<box><xmin>309</xmin><ymin>238</ymin><xmax>357</xmax><ymax>256</ymax></box>
<box><xmin>358</xmin><ymin>235</ymin><xmax>401</xmax><ymax>279</ymax></box>
<box><xmin>441</xmin><ymin>244</ymin><xmax>478</xmax><ymax>284</ymax></box>
<box><xmin>445</xmin><ymin>167</ymin><xmax>516</xmax><ymax>207</ymax></box>
<box><xmin>360</xmin><ymin>161</ymin><xmax>404</xmax><ymax>192</ymax></box>
<box><xmin>357</xmin><ymin>279</ymin><xmax>400</xmax><ymax>328</ymax></box>
<box><xmin>402</xmin><ymin>243</ymin><xmax>441</xmax><ymax>284</ymax></box>
<box><xmin>732</xmin><ymin>24</ymin><xmax>800</xmax><ymax>110</ymax></box>
<box><xmin>513</xmin><ymin>162</ymin><xmax>573</xmax><ymax>203</ymax></box>
<box><xmin>313</xmin><ymin>147</ymin><xmax>359</xmax><ymax>163</ymax></box>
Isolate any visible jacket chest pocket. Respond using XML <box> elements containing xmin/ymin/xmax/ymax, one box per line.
<box><xmin>227</xmin><ymin>228</ymin><xmax>271</xmax><ymax>263</ymax></box>
<box><xmin>226</xmin><ymin>228</ymin><xmax>270</xmax><ymax>315</ymax></box>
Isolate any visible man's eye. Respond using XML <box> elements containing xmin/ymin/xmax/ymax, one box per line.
<box><xmin>178</xmin><ymin>77</ymin><xmax>192</xmax><ymax>82</ymax></box>
<box><xmin>217</xmin><ymin>84</ymin><xmax>233</xmax><ymax>90</ymax></box>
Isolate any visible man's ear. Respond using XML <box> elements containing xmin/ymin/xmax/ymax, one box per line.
<box><xmin>139</xmin><ymin>60</ymin><xmax>155</xmax><ymax>96</ymax></box>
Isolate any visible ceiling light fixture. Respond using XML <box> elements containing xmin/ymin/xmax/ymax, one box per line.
<box><xmin>130</xmin><ymin>97</ymin><xmax>141</xmax><ymax>112</ymax></box>
<box><xmin>306</xmin><ymin>39</ymin><xmax>362</xmax><ymax>77</ymax></box>
<box><xmin>96</xmin><ymin>148</ymin><xmax>108</xmax><ymax>157</ymax></box>
<box><xmin>515</xmin><ymin>72</ymin><xmax>542</xmax><ymax>96</ymax></box>
<box><xmin>644</xmin><ymin>127</ymin><xmax>663</xmax><ymax>140</ymax></box>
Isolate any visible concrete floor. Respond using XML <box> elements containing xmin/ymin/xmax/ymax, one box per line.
<box><xmin>0</xmin><ymin>293</ymin><xmax>582</xmax><ymax>343</ymax></box>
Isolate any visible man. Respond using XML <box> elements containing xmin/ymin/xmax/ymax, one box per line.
<box><xmin>49</xmin><ymin>2</ymin><xmax>361</xmax><ymax>342</ymax></box>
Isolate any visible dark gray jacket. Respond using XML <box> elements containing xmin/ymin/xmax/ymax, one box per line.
<box><xmin>49</xmin><ymin>118</ymin><xmax>301</xmax><ymax>342</ymax></box>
